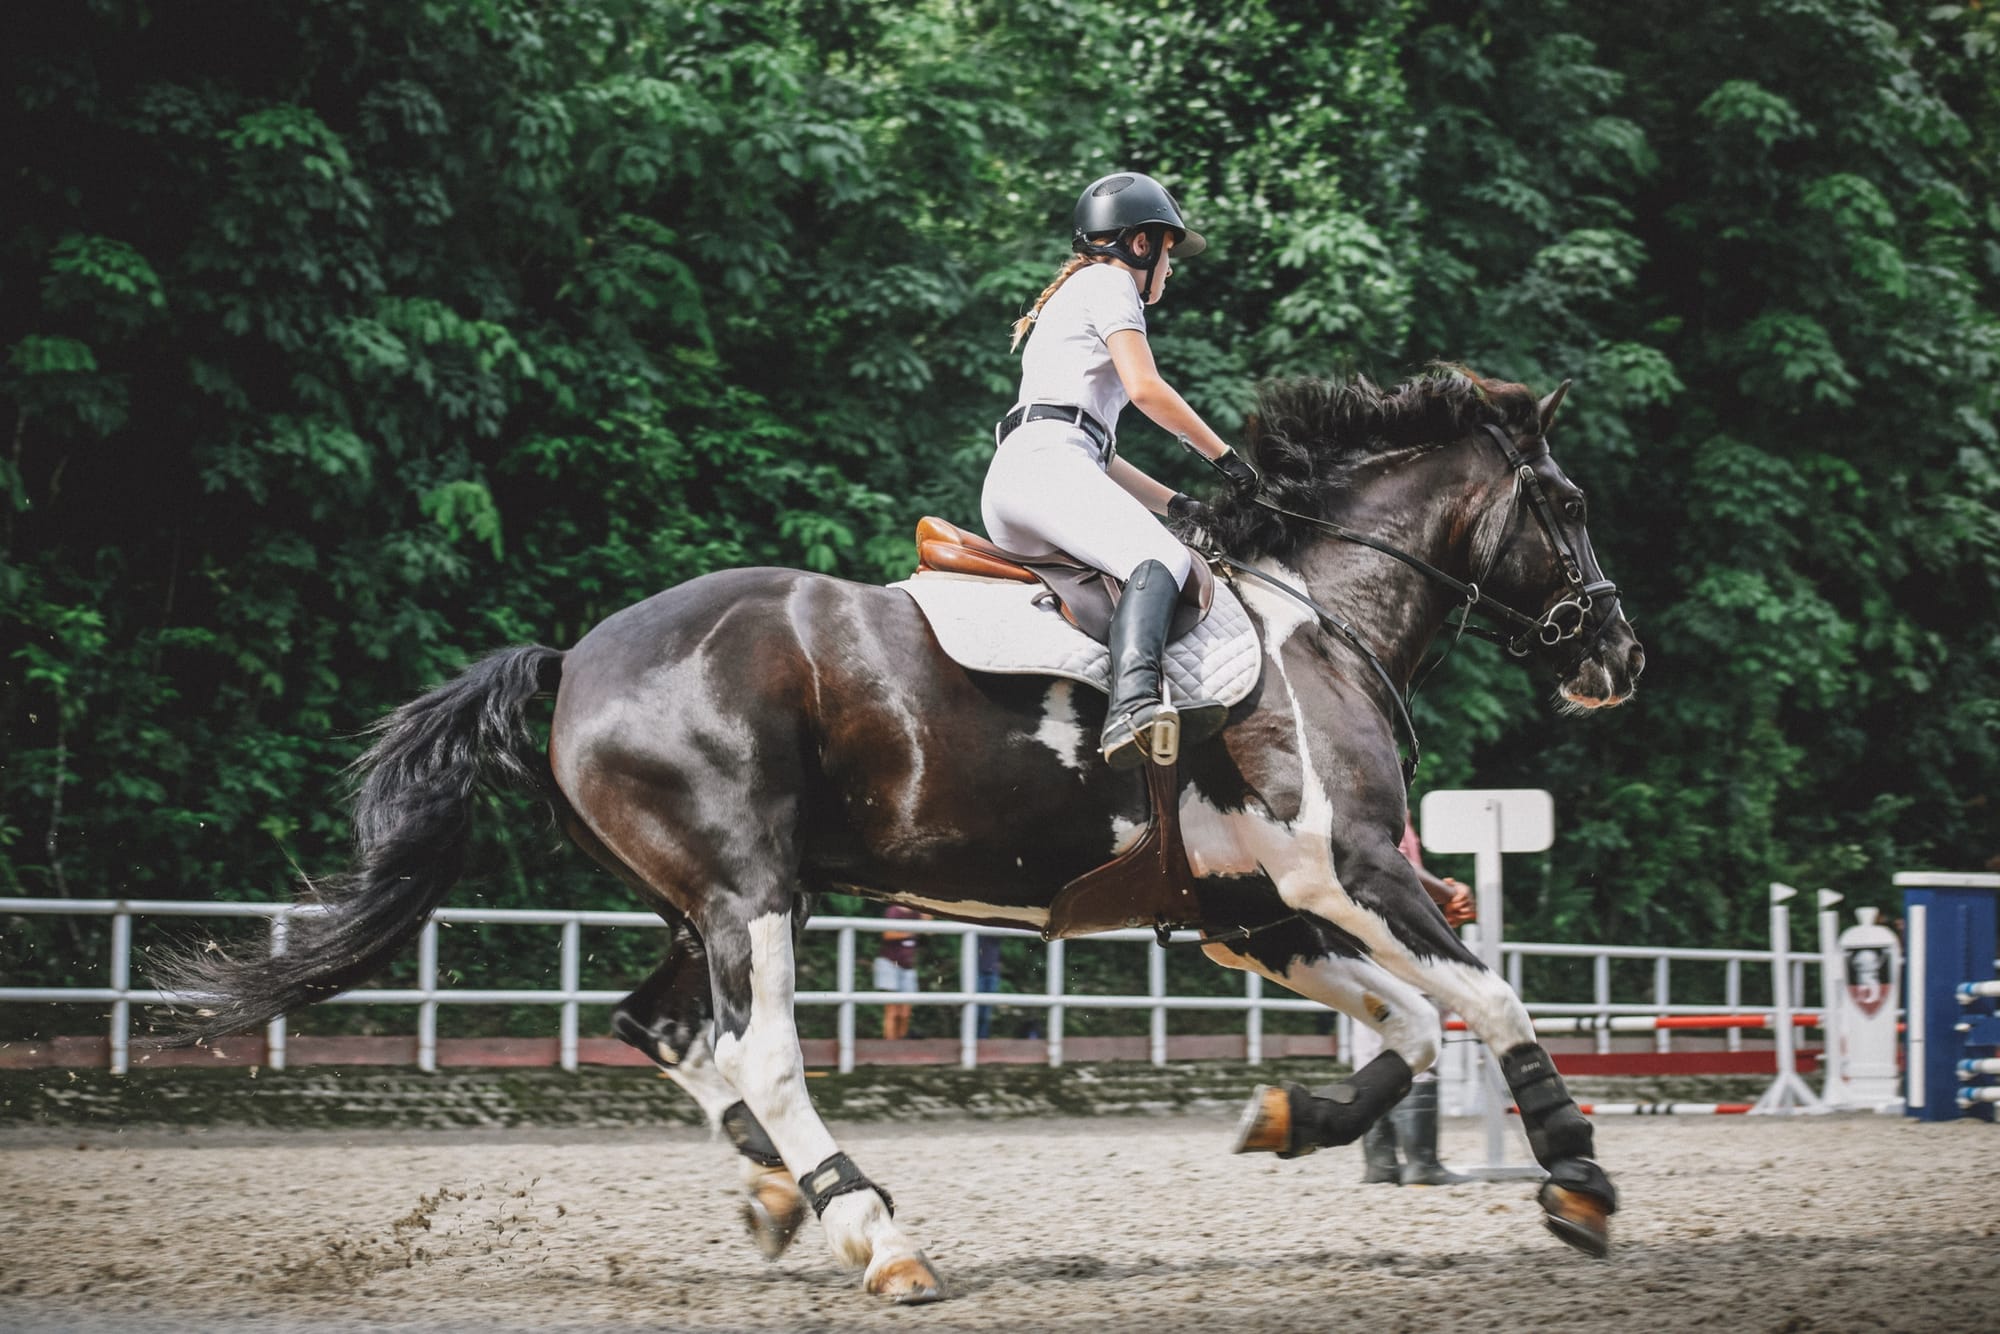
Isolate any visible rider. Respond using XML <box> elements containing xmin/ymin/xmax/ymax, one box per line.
<box><xmin>984</xmin><ymin>171</ymin><xmax>1261</xmax><ymax>768</ymax></box>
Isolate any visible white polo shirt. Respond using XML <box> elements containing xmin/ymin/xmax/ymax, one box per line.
<box><xmin>1013</xmin><ymin>261</ymin><xmax>1146</xmax><ymax>443</ymax></box>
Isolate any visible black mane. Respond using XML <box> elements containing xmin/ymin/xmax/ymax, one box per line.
<box><xmin>1200</xmin><ymin>367</ymin><xmax>1540</xmax><ymax>559</ymax></box>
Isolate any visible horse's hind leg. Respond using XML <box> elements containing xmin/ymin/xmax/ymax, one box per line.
<box><xmin>702</xmin><ymin>897</ymin><xmax>942</xmax><ymax>1302</ymax></box>
<box><xmin>1204</xmin><ymin>942</ymin><xmax>1439</xmax><ymax>1158</ymax></box>
<box><xmin>610</xmin><ymin>927</ymin><xmax>806</xmax><ymax>1260</ymax></box>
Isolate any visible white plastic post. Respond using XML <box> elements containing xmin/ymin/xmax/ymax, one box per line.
<box><xmin>1045</xmin><ymin>938</ymin><xmax>1065</xmax><ymax>1068</ymax></box>
<box><xmin>960</xmin><ymin>932</ymin><xmax>978</xmax><ymax>1070</ymax></box>
<box><xmin>1751</xmin><ymin>883</ymin><xmax>1826</xmax><ymax>1114</ymax></box>
<box><xmin>417</xmin><ymin>919</ymin><xmax>439</xmax><ymax>1074</ymax></box>
<box><xmin>836</xmin><ymin>927</ymin><xmax>856</xmax><ymax>1074</ymax></box>
<box><xmin>109</xmin><ymin>911</ymin><xmax>131</xmax><ymax>1076</ymax></box>
<box><xmin>1245</xmin><ymin>969</ymin><xmax>1263</xmax><ymax>1065</ymax></box>
<box><xmin>1148</xmin><ymin>940</ymin><xmax>1168</xmax><ymax>1066</ymax></box>
<box><xmin>559</xmin><ymin>919</ymin><xmax>580</xmax><ymax>1073</ymax></box>
<box><xmin>1816</xmin><ymin>890</ymin><xmax>1844</xmax><ymax>1105</ymax></box>
<box><xmin>265</xmin><ymin>913</ymin><xmax>289</xmax><ymax>1072</ymax></box>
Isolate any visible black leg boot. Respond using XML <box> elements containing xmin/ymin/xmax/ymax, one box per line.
<box><xmin>1393</xmin><ymin>1080</ymin><xmax>1468</xmax><ymax>1186</ymax></box>
<box><xmin>1100</xmin><ymin>560</ymin><xmax>1227</xmax><ymax>768</ymax></box>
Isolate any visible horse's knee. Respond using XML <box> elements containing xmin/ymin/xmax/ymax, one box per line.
<box><xmin>1379</xmin><ymin>997</ymin><xmax>1440</xmax><ymax>1075</ymax></box>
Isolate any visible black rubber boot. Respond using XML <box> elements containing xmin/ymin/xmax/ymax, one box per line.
<box><xmin>1392</xmin><ymin>1081</ymin><xmax>1468</xmax><ymax>1186</ymax></box>
<box><xmin>1099</xmin><ymin>560</ymin><xmax>1227</xmax><ymax>768</ymax></box>
<box><xmin>1359</xmin><ymin>1117</ymin><xmax>1402</xmax><ymax>1184</ymax></box>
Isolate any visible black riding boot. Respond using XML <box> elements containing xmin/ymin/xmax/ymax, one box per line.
<box><xmin>1392</xmin><ymin>1080</ymin><xmax>1468</xmax><ymax>1186</ymax></box>
<box><xmin>1360</xmin><ymin>1117</ymin><xmax>1402</xmax><ymax>1184</ymax></box>
<box><xmin>1099</xmin><ymin>560</ymin><xmax>1228</xmax><ymax>769</ymax></box>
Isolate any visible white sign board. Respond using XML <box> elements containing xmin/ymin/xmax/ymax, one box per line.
<box><xmin>1419</xmin><ymin>788</ymin><xmax>1554</xmax><ymax>855</ymax></box>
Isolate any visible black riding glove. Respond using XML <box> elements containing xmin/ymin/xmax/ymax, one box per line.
<box><xmin>1207</xmin><ymin>446</ymin><xmax>1261</xmax><ymax>498</ymax></box>
<box><xmin>1167</xmin><ymin>492</ymin><xmax>1210</xmax><ymax>525</ymax></box>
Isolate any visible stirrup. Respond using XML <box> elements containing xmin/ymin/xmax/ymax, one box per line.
<box><xmin>1150</xmin><ymin>683</ymin><xmax>1181</xmax><ymax>767</ymax></box>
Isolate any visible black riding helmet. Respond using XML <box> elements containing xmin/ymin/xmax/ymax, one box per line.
<box><xmin>1071</xmin><ymin>172</ymin><xmax>1206</xmax><ymax>302</ymax></box>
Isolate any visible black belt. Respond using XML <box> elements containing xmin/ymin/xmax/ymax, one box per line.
<box><xmin>997</xmin><ymin>403</ymin><xmax>1113</xmax><ymax>459</ymax></box>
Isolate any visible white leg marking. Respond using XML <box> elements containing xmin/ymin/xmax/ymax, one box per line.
<box><xmin>712</xmin><ymin>912</ymin><xmax>923</xmax><ymax>1276</ymax></box>
<box><xmin>1208</xmin><ymin>944</ymin><xmax>1441</xmax><ymax>1075</ymax></box>
<box><xmin>662</xmin><ymin>1025</ymin><xmax>745</xmax><ymax>1128</ymax></box>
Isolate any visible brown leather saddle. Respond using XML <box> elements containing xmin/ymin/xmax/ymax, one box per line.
<box><xmin>908</xmin><ymin>516</ymin><xmax>1222</xmax><ymax>943</ymax></box>
<box><xmin>912</xmin><ymin>516</ymin><xmax>1214</xmax><ymax>643</ymax></box>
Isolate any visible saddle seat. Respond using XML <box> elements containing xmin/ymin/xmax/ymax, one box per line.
<box><xmin>912</xmin><ymin>517</ymin><xmax>1212</xmax><ymax>643</ymax></box>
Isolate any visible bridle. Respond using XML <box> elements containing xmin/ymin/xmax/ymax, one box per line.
<box><xmin>1212</xmin><ymin>420</ymin><xmax>1622</xmax><ymax>779</ymax></box>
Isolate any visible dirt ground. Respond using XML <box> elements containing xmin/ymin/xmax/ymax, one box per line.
<box><xmin>0</xmin><ymin>1111</ymin><xmax>1994</xmax><ymax>1334</ymax></box>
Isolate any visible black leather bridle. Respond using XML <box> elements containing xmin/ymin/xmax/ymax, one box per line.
<box><xmin>1213</xmin><ymin>420</ymin><xmax>1623</xmax><ymax>779</ymax></box>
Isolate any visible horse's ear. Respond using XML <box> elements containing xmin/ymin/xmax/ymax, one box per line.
<box><xmin>1537</xmin><ymin>379</ymin><xmax>1572</xmax><ymax>435</ymax></box>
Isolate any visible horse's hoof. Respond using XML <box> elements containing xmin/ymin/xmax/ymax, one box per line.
<box><xmin>1538</xmin><ymin>1182</ymin><xmax>1612</xmax><ymax>1259</ymax></box>
<box><xmin>866</xmin><ymin>1251</ymin><xmax>945</xmax><ymax>1304</ymax></box>
<box><xmin>1231</xmin><ymin>1083</ymin><xmax>1296</xmax><ymax>1155</ymax></box>
<box><xmin>740</xmin><ymin>1175</ymin><xmax>806</xmax><ymax>1261</ymax></box>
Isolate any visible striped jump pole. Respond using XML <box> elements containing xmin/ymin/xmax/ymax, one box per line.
<box><xmin>1511</xmin><ymin>1102</ymin><xmax>1755</xmax><ymax>1116</ymax></box>
<box><xmin>1444</xmin><ymin>1014</ymin><xmax>1825</xmax><ymax>1035</ymax></box>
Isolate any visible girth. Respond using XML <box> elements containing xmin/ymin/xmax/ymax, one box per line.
<box><xmin>912</xmin><ymin>516</ymin><xmax>1212</xmax><ymax>643</ymax></box>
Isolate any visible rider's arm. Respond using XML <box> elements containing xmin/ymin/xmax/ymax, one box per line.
<box><xmin>1106</xmin><ymin>329</ymin><xmax>1231</xmax><ymax>460</ymax></box>
<box><xmin>1105</xmin><ymin>455</ymin><xmax>1178</xmax><ymax>515</ymax></box>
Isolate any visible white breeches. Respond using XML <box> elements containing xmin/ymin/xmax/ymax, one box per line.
<box><xmin>981</xmin><ymin>422</ymin><xmax>1192</xmax><ymax>584</ymax></box>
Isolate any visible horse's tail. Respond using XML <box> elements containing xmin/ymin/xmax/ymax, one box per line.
<box><xmin>152</xmin><ymin>644</ymin><xmax>565</xmax><ymax>1044</ymax></box>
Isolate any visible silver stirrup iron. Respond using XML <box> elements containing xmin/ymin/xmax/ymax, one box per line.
<box><xmin>1149</xmin><ymin>681</ymin><xmax>1181</xmax><ymax>767</ymax></box>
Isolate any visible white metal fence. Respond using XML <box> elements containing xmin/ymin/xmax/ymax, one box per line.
<box><xmin>0</xmin><ymin>897</ymin><xmax>1816</xmax><ymax>1075</ymax></box>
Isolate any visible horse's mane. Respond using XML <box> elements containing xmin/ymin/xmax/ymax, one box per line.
<box><xmin>1201</xmin><ymin>366</ymin><xmax>1541</xmax><ymax>559</ymax></box>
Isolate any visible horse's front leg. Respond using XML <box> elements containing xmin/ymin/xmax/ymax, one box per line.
<box><xmin>1267</xmin><ymin>834</ymin><xmax>1618</xmax><ymax>1257</ymax></box>
<box><xmin>1331</xmin><ymin>838</ymin><xmax>1618</xmax><ymax>1257</ymax></box>
<box><xmin>703</xmin><ymin>898</ymin><xmax>943</xmax><ymax>1303</ymax></box>
<box><xmin>1203</xmin><ymin>938</ymin><xmax>1438</xmax><ymax>1158</ymax></box>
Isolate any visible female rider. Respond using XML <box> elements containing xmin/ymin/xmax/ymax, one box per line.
<box><xmin>983</xmin><ymin>171</ymin><xmax>1260</xmax><ymax>768</ymax></box>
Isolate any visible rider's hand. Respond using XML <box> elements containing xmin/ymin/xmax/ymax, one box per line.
<box><xmin>1439</xmin><ymin>878</ymin><xmax>1476</xmax><ymax>928</ymax></box>
<box><xmin>1207</xmin><ymin>446</ymin><xmax>1261</xmax><ymax>499</ymax></box>
<box><xmin>1167</xmin><ymin>492</ymin><xmax>1211</xmax><ymax>526</ymax></box>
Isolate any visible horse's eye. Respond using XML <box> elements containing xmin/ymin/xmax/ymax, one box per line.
<box><xmin>1565</xmin><ymin>496</ymin><xmax>1587</xmax><ymax>521</ymax></box>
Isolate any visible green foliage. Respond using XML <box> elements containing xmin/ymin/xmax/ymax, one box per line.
<box><xmin>3</xmin><ymin>0</ymin><xmax>1997</xmax><ymax>1017</ymax></box>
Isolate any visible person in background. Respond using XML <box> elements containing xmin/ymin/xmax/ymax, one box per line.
<box><xmin>1351</xmin><ymin>811</ymin><xmax>1477</xmax><ymax>1186</ymax></box>
<box><xmin>875</xmin><ymin>904</ymin><xmax>924</xmax><ymax>1040</ymax></box>
<box><xmin>975</xmin><ymin>934</ymin><xmax>1005</xmax><ymax>1039</ymax></box>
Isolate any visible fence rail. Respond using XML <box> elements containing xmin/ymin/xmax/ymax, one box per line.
<box><xmin>0</xmin><ymin>897</ymin><xmax>1818</xmax><ymax>1074</ymax></box>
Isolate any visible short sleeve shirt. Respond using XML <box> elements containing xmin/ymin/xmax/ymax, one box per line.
<box><xmin>1013</xmin><ymin>262</ymin><xmax>1147</xmax><ymax>442</ymax></box>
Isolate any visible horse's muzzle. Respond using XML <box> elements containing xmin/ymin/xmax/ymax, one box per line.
<box><xmin>1559</xmin><ymin>613</ymin><xmax>1643</xmax><ymax>708</ymax></box>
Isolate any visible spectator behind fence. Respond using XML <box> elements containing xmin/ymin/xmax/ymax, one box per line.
<box><xmin>875</xmin><ymin>905</ymin><xmax>924</xmax><ymax>1040</ymax></box>
<box><xmin>975</xmin><ymin>934</ymin><xmax>1005</xmax><ymax>1039</ymax></box>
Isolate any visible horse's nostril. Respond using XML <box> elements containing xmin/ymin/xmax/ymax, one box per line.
<box><xmin>1628</xmin><ymin>644</ymin><xmax>1646</xmax><ymax>679</ymax></box>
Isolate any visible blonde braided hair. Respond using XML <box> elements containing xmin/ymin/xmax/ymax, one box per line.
<box><xmin>1009</xmin><ymin>255</ymin><xmax>1103</xmax><ymax>352</ymax></box>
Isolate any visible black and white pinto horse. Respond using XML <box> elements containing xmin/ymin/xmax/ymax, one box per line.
<box><xmin>159</xmin><ymin>369</ymin><xmax>1643</xmax><ymax>1304</ymax></box>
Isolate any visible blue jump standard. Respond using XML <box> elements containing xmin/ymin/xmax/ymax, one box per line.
<box><xmin>1899</xmin><ymin>873</ymin><xmax>2000</xmax><ymax>1123</ymax></box>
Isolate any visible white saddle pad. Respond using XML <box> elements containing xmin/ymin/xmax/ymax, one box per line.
<box><xmin>892</xmin><ymin>570</ymin><xmax>1263</xmax><ymax>707</ymax></box>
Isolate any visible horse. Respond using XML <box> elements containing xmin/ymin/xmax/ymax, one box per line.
<box><xmin>157</xmin><ymin>368</ymin><xmax>1644</xmax><ymax>1305</ymax></box>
